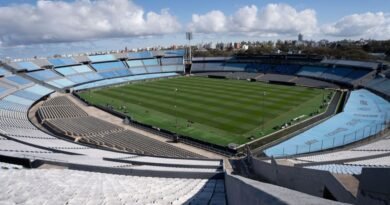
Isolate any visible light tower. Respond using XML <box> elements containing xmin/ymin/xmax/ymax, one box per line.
<box><xmin>185</xmin><ymin>32</ymin><xmax>193</xmax><ymax>74</ymax></box>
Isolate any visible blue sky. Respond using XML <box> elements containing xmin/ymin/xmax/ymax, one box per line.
<box><xmin>0</xmin><ymin>0</ymin><xmax>389</xmax><ymax>59</ymax></box>
<box><xmin>1</xmin><ymin>0</ymin><xmax>388</xmax><ymax>22</ymax></box>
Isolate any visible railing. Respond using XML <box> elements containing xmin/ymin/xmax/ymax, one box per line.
<box><xmin>269</xmin><ymin>121</ymin><xmax>389</xmax><ymax>157</ymax></box>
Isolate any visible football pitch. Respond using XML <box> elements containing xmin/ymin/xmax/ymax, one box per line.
<box><xmin>79</xmin><ymin>77</ymin><xmax>333</xmax><ymax>146</ymax></box>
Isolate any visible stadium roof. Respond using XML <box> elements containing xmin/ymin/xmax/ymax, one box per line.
<box><xmin>321</xmin><ymin>59</ymin><xmax>379</xmax><ymax>69</ymax></box>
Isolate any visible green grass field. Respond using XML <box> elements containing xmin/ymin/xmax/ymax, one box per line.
<box><xmin>79</xmin><ymin>77</ymin><xmax>333</xmax><ymax>146</ymax></box>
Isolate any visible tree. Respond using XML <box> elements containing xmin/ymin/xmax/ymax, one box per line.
<box><xmin>385</xmin><ymin>49</ymin><xmax>390</xmax><ymax>57</ymax></box>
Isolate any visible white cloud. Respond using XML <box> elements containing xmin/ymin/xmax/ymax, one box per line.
<box><xmin>321</xmin><ymin>12</ymin><xmax>390</xmax><ymax>39</ymax></box>
<box><xmin>190</xmin><ymin>10</ymin><xmax>227</xmax><ymax>33</ymax></box>
<box><xmin>188</xmin><ymin>4</ymin><xmax>317</xmax><ymax>37</ymax></box>
<box><xmin>0</xmin><ymin>0</ymin><xmax>181</xmax><ymax>46</ymax></box>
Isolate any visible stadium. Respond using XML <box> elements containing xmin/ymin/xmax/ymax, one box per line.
<box><xmin>0</xmin><ymin>1</ymin><xmax>390</xmax><ymax>205</ymax></box>
<box><xmin>0</xmin><ymin>48</ymin><xmax>389</xmax><ymax>204</ymax></box>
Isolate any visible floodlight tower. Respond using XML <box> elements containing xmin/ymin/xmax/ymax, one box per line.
<box><xmin>261</xmin><ymin>91</ymin><xmax>266</xmax><ymax>132</ymax></box>
<box><xmin>185</xmin><ymin>32</ymin><xmax>193</xmax><ymax>74</ymax></box>
<box><xmin>173</xmin><ymin>88</ymin><xmax>180</xmax><ymax>143</ymax></box>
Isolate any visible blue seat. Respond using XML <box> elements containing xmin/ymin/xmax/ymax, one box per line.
<box><xmin>88</xmin><ymin>55</ymin><xmax>116</xmax><ymax>62</ymax></box>
<box><xmin>92</xmin><ymin>61</ymin><xmax>126</xmax><ymax>72</ymax></box>
<box><xmin>265</xmin><ymin>89</ymin><xmax>390</xmax><ymax>157</ymax></box>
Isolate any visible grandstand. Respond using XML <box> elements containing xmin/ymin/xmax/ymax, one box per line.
<box><xmin>0</xmin><ymin>51</ymin><xmax>389</xmax><ymax>205</ymax></box>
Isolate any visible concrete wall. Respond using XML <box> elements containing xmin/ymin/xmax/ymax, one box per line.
<box><xmin>356</xmin><ymin>168</ymin><xmax>390</xmax><ymax>205</ymax></box>
<box><xmin>250</xmin><ymin>157</ymin><xmax>355</xmax><ymax>204</ymax></box>
<box><xmin>225</xmin><ymin>173</ymin><xmax>347</xmax><ymax>205</ymax></box>
<box><xmin>32</xmin><ymin>160</ymin><xmax>224</xmax><ymax>179</ymax></box>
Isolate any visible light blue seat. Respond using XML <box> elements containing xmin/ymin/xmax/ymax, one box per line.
<box><xmin>48</xmin><ymin>58</ymin><xmax>78</xmax><ymax>67</ymax></box>
<box><xmin>0</xmin><ymin>87</ymin><xmax>8</xmax><ymax>95</ymax></box>
<box><xmin>73</xmin><ymin>73</ymin><xmax>177</xmax><ymax>90</ymax></box>
<box><xmin>88</xmin><ymin>55</ymin><xmax>116</xmax><ymax>62</ymax></box>
<box><xmin>56</xmin><ymin>67</ymin><xmax>78</xmax><ymax>76</ymax></box>
<box><xmin>143</xmin><ymin>59</ymin><xmax>159</xmax><ymax>66</ymax></box>
<box><xmin>27</xmin><ymin>70</ymin><xmax>61</xmax><ymax>81</ymax></box>
<box><xmin>56</xmin><ymin>65</ymin><xmax>93</xmax><ymax>76</ymax></box>
<box><xmin>16</xmin><ymin>62</ymin><xmax>41</xmax><ymax>71</ymax></box>
<box><xmin>24</xmin><ymin>85</ymin><xmax>53</xmax><ymax>96</ymax></box>
<box><xmin>265</xmin><ymin>89</ymin><xmax>390</xmax><ymax>157</ymax></box>
<box><xmin>146</xmin><ymin>66</ymin><xmax>162</xmax><ymax>73</ymax></box>
<box><xmin>163</xmin><ymin>49</ymin><xmax>185</xmax><ymax>57</ymax></box>
<box><xmin>72</xmin><ymin>65</ymin><xmax>93</xmax><ymax>73</ymax></box>
<box><xmin>127</xmin><ymin>51</ymin><xmax>154</xmax><ymax>59</ymax></box>
<box><xmin>91</xmin><ymin>61</ymin><xmax>126</xmax><ymax>72</ymax></box>
<box><xmin>84</xmin><ymin>73</ymin><xmax>103</xmax><ymax>81</ymax></box>
<box><xmin>161</xmin><ymin>65</ymin><xmax>177</xmax><ymax>72</ymax></box>
<box><xmin>3</xmin><ymin>95</ymin><xmax>34</xmax><ymax>106</ymax></box>
<box><xmin>161</xmin><ymin>57</ymin><xmax>183</xmax><ymax>65</ymax></box>
<box><xmin>67</xmin><ymin>75</ymin><xmax>89</xmax><ymax>84</ymax></box>
<box><xmin>129</xmin><ymin>67</ymin><xmax>147</xmax><ymax>75</ymax></box>
<box><xmin>48</xmin><ymin>78</ymin><xmax>76</xmax><ymax>88</ymax></box>
<box><xmin>5</xmin><ymin>76</ymin><xmax>33</xmax><ymax>86</ymax></box>
<box><xmin>126</xmin><ymin>60</ymin><xmax>144</xmax><ymax>68</ymax></box>
<box><xmin>12</xmin><ymin>90</ymin><xmax>42</xmax><ymax>101</ymax></box>
<box><xmin>115</xmin><ymin>69</ymin><xmax>132</xmax><ymax>76</ymax></box>
<box><xmin>0</xmin><ymin>67</ymin><xmax>11</xmax><ymax>76</ymax></box>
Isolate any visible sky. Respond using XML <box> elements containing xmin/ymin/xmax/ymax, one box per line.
<box><xmin>0</xmin><ymin>0</ymin><xmax>389</xmax><ymax>59</ymax></box>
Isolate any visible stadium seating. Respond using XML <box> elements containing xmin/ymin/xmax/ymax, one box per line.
<box><xmin>0</xmin><ymin>169</ymin><xmax>225</xmax><ymax>205</ymax></box>
<box><xmin>47</xmin><ymin>78</ymin><xmax>76</xmax><ymax>89</ymax></box>
<box><xmin>223</xmin><ymin>63</ymin><xmax>246</xmax><ymax>71</ymax></box>
<box><xmin>265</xmin><ymin>89</ymin><xmax>390</xmax><ymax>157</ymax></box>
<box><xmin>91</xmin><ymin>61</ymin><xmax>127</xmax><ymax>72</ymax></box>
<box><xmin>320</xmin><ymin>66</ymin><xmax>354</xmax><ymax>82</ymax></box>
<box><xmin>48</xmin><ymin>57</ymin><xmax>78</xmax><ymax>67</ymax></box>
<box><xmin>274</xmin><ymin>64</ymin><xmax>301</xmax><ymax>75</ymax></box>
<box><xmin>88</xmin><ymin>54</ymin><xmax>117</xmax><ymax>62</ymax></box>
<box><xmin>204</xmin><ymin>62</ymin><xmax>225</xmax><ymax>71</ymax></box>
<box><xmin>293</xmin><ymin>77</ymin><xmax>339</xmax><ymax>88</ymax></box>
<box><xmin>144</xmin><ymin>66</ymin><xmax>162</xmax><ymax>73</ymax></box>
<box><xmin>297</xmin><ymin>66</ymin><xmax>328</xmax><ymax>78</ymax></box>
<box><xmin>127</xmin><ymin>51</ymin><xmax>154</xmax><ymax>59</ymax></box>
<box><xmin>161</xmin><ymin>57</ymin><xmax>183</xmax><ymax>65</ymax></box>
<box><xmin>0</xmin><ymin>66</ymin><xmax>11</xmax><ymax>77</ymax></box>
<box><xmin>346</xmin><ymin>156</ymin><xmax>390</xmax><ymax>167</ymax></box>
<box><xmin>304</xmin><ymin>164</ymin><xmax>363</xmax><ymax>175</ymax></box>
<box><xmin>291</xmin><ymin>134</ymin><xmax>390</xmax><ymax>175</ymax></box>
<box><xmin>163</xmin><ymin>49</ymin><xmax>186</xmax><ymax>57</ymax></box>
<box><xmin>4</xmin><ymin>75</ymin><xmax>34</xmax><ymax>87</ymax></box>
<box><xmin>56</xmin><ymin>65</ymin><xmax>93</xmax><ymax>76</ymax></box>
<box><xmin>363</xmin><ymin>77</ymin><xmax>390</xmax><ymax>97</ymax></box>
<box><xmin>257</xmin><ymin>74</ymin><xmax>296</xmax><ymax>82</ymax></box>
<box><xmin>0</xmin><ymin>161</ymin><xmax>23</xmax><ymax>169</ymax></box>
<box><xmin>72</xmin><ymin>73</ymin><xmax>178</xmax><ymax>90</ymax></box>
<box><xmin>142</xmin><ymin>58</ymin><xmax>160</xmax><ymax>66</ymax></box>
<box><xmin>191</xmin><ymin>63</ymin><xmax>205</xmax><ymax>72</ymax></box>
<box><xmin>10</xmin><ymin>61</ymin><xmax>41</xmax><ymax>71</ymax></box>
<box><xmin>27</xmin><ymin>70</ymin><xmax>62</xmax><ymax>81</ymax></box>
<box><xmin>342</xmin><ymin>69</ymin><xmax>371</xmax><ymax>82</ymax></box>
<box><xmin>39</xmin><ymin>96</ymin><xmax>205</xmax><ymax>158</ymax></box>
<box><xmin>227</xmin><ymin>72</ymin><xmax>261</xmax><ymax>79</ymax></box>
<box><xmin>162</xmin><ymin>65</ymin><xmax>180</xmax><ymax>72</ymax></box>
<box><xmin>0</xmin><ymin>81</ymin><xmax>223</xmax><ymax>173</ymax></box>
<box><xmin>126</xmin><ymin>59</ymin><xmax>145</xmax><ymax>68</ymax></box>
